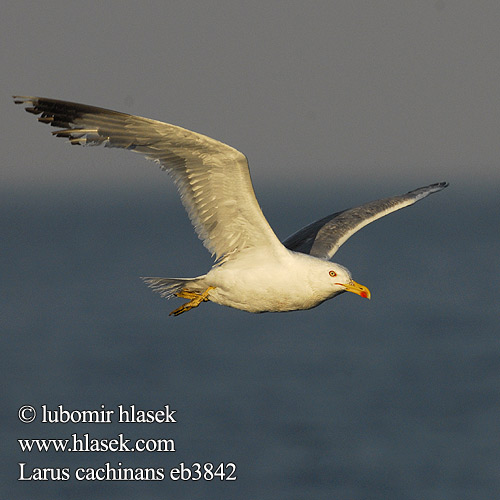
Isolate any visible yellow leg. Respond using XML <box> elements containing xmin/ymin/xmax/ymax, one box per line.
<box><xmin>169</xmin><ymin>286</ymin><xmax>215</xmax><ymax>317</ymax></box>
<box><xmin>176</xmin><ymin>289</ymin><xmax>203</xmax><ymax>300</ymax></box>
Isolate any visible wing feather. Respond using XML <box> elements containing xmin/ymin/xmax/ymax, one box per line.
<box><xmin>14</xmin><ymin>96</ymin><xmax>283</xmax><ymax>262</ymax></box>
<box><xmin>283</xmin><ymin>182</ymin><xmax>449</xmax><ymax>259</ymax></box>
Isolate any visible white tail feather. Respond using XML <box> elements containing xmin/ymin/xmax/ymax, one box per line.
<box><xmin>142</xmin><ymin>276</ymin><xmax>205</xmax><ymax>299</ymax></box>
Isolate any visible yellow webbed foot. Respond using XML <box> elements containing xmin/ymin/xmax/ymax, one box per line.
<box><xmin>169</xmin><ymin>286</ymin><xmax>215</xmax><ymax>316</ymax></box>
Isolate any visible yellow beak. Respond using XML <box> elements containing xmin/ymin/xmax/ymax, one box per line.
<box><xmin>341</xmin><ymin>279</ymin><xmax>371</xmax><ymax>299</ymax></box>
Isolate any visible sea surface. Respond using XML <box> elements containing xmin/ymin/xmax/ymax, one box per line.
<box><xmin>2</xmin><ymin>183</ymin><xmax>499</xmax><ymax>500</ymax></box>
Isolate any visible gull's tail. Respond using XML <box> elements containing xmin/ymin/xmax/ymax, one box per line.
<box><xmin>142</xmin><ymin>276</ymin><xmax>206</xmax><ymax>299</ymax></box>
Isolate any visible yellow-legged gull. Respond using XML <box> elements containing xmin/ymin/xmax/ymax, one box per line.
<box><xmin>14</xmin><ymin>96</ymin><xmax>448</xmax><ymax>316</ymax></box>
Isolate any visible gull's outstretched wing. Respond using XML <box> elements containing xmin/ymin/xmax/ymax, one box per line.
<box><xmin>282</xmin><ymin>182</ymin><xmax>448</xmax><ymax>260</ymax></box>
<box><xmin>14</xmin><ymin>96</ymin><xmax>283</xmax><ymax>262</ymax></box>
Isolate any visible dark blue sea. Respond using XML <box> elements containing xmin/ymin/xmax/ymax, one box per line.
<box><xmin>2</xmin><ymin>183</ymin><xmax>499</xmax><ymax>499</ymax></box>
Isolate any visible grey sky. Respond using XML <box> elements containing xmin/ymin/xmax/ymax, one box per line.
<box><xmin>2</xmin><ymin>0</ymin><xmax>500</xmax><ymax>193</ymax></box>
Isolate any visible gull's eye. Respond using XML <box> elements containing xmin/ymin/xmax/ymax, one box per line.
<box><xmin>329</xmin><ymin>270</ymin><xmax>337</xmax><ymax>277</ymax></box>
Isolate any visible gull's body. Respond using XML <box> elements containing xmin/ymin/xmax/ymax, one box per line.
<box><xmin>14</xmin><ymin>96</ymin><xmax>448</xmax><ymax>316</ymax></box>
<box><xmin>181</xmin><ymin>250</ymin><xmax>354</xmax><ymax>313</ymax></box>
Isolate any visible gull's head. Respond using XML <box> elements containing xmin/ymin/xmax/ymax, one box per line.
<box><xmin>321</xmin><ymin>262</ymin><xmax>371</xmax><ymax>300</ymax></box>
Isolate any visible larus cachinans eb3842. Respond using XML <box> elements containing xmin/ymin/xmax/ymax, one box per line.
<box><xmin>14</xmin><ymin>96</ymin><xmax>448</xmax><ymax>316</ymax></box>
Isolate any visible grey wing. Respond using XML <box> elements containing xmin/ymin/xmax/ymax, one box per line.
<box><xmin>14</xmin><ymin>96</ymin><xmax>283</xmax><ymax>262</ymax></box>
<box><xmin>282</xmin><ymin>182</ymin><xmax>449</xmax><ymax>260</ymax></box>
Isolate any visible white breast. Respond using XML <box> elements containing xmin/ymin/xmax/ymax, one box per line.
<box><xmin>204</xmin><ymin>250</ymin><xmax>337</xmax><ymax>313</ymax></box>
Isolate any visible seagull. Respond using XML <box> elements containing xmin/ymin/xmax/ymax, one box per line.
<box><xmin>14</xmin><ymin>96</ymin><xmax>448</xmax><ymax>316</ymax></box>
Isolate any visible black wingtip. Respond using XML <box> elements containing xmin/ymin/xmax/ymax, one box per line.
<box><xmin>408</xmin><ymin>181</ymin><xmax>449</xmax><ymax>196</ymax></box>
<box><xmin>430</xmin><ymin>181</ymin><xmax>448</xmax><ymax>192</ymax></box>
<box><xmin>13</xmin><ymin>95</ymin><xmax>33</xmax><ymax>105</ymax></box>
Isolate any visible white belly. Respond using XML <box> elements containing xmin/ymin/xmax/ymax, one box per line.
<box><xmin>203</xmin><ymin>252</ymin><xmax>338</xmax><ymax>313</ymax></box>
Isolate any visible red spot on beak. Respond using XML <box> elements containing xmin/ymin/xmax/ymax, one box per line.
<box><xmin>360</xmin><ymin>291</ymin><xmax>369</xmax><ymax>299</ymax></box>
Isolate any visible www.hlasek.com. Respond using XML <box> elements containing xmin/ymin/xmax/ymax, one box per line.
<box><xmin>17</xmin><ymin>404</ymin><xmax>237</xmax><ymax>482</ymax></box>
